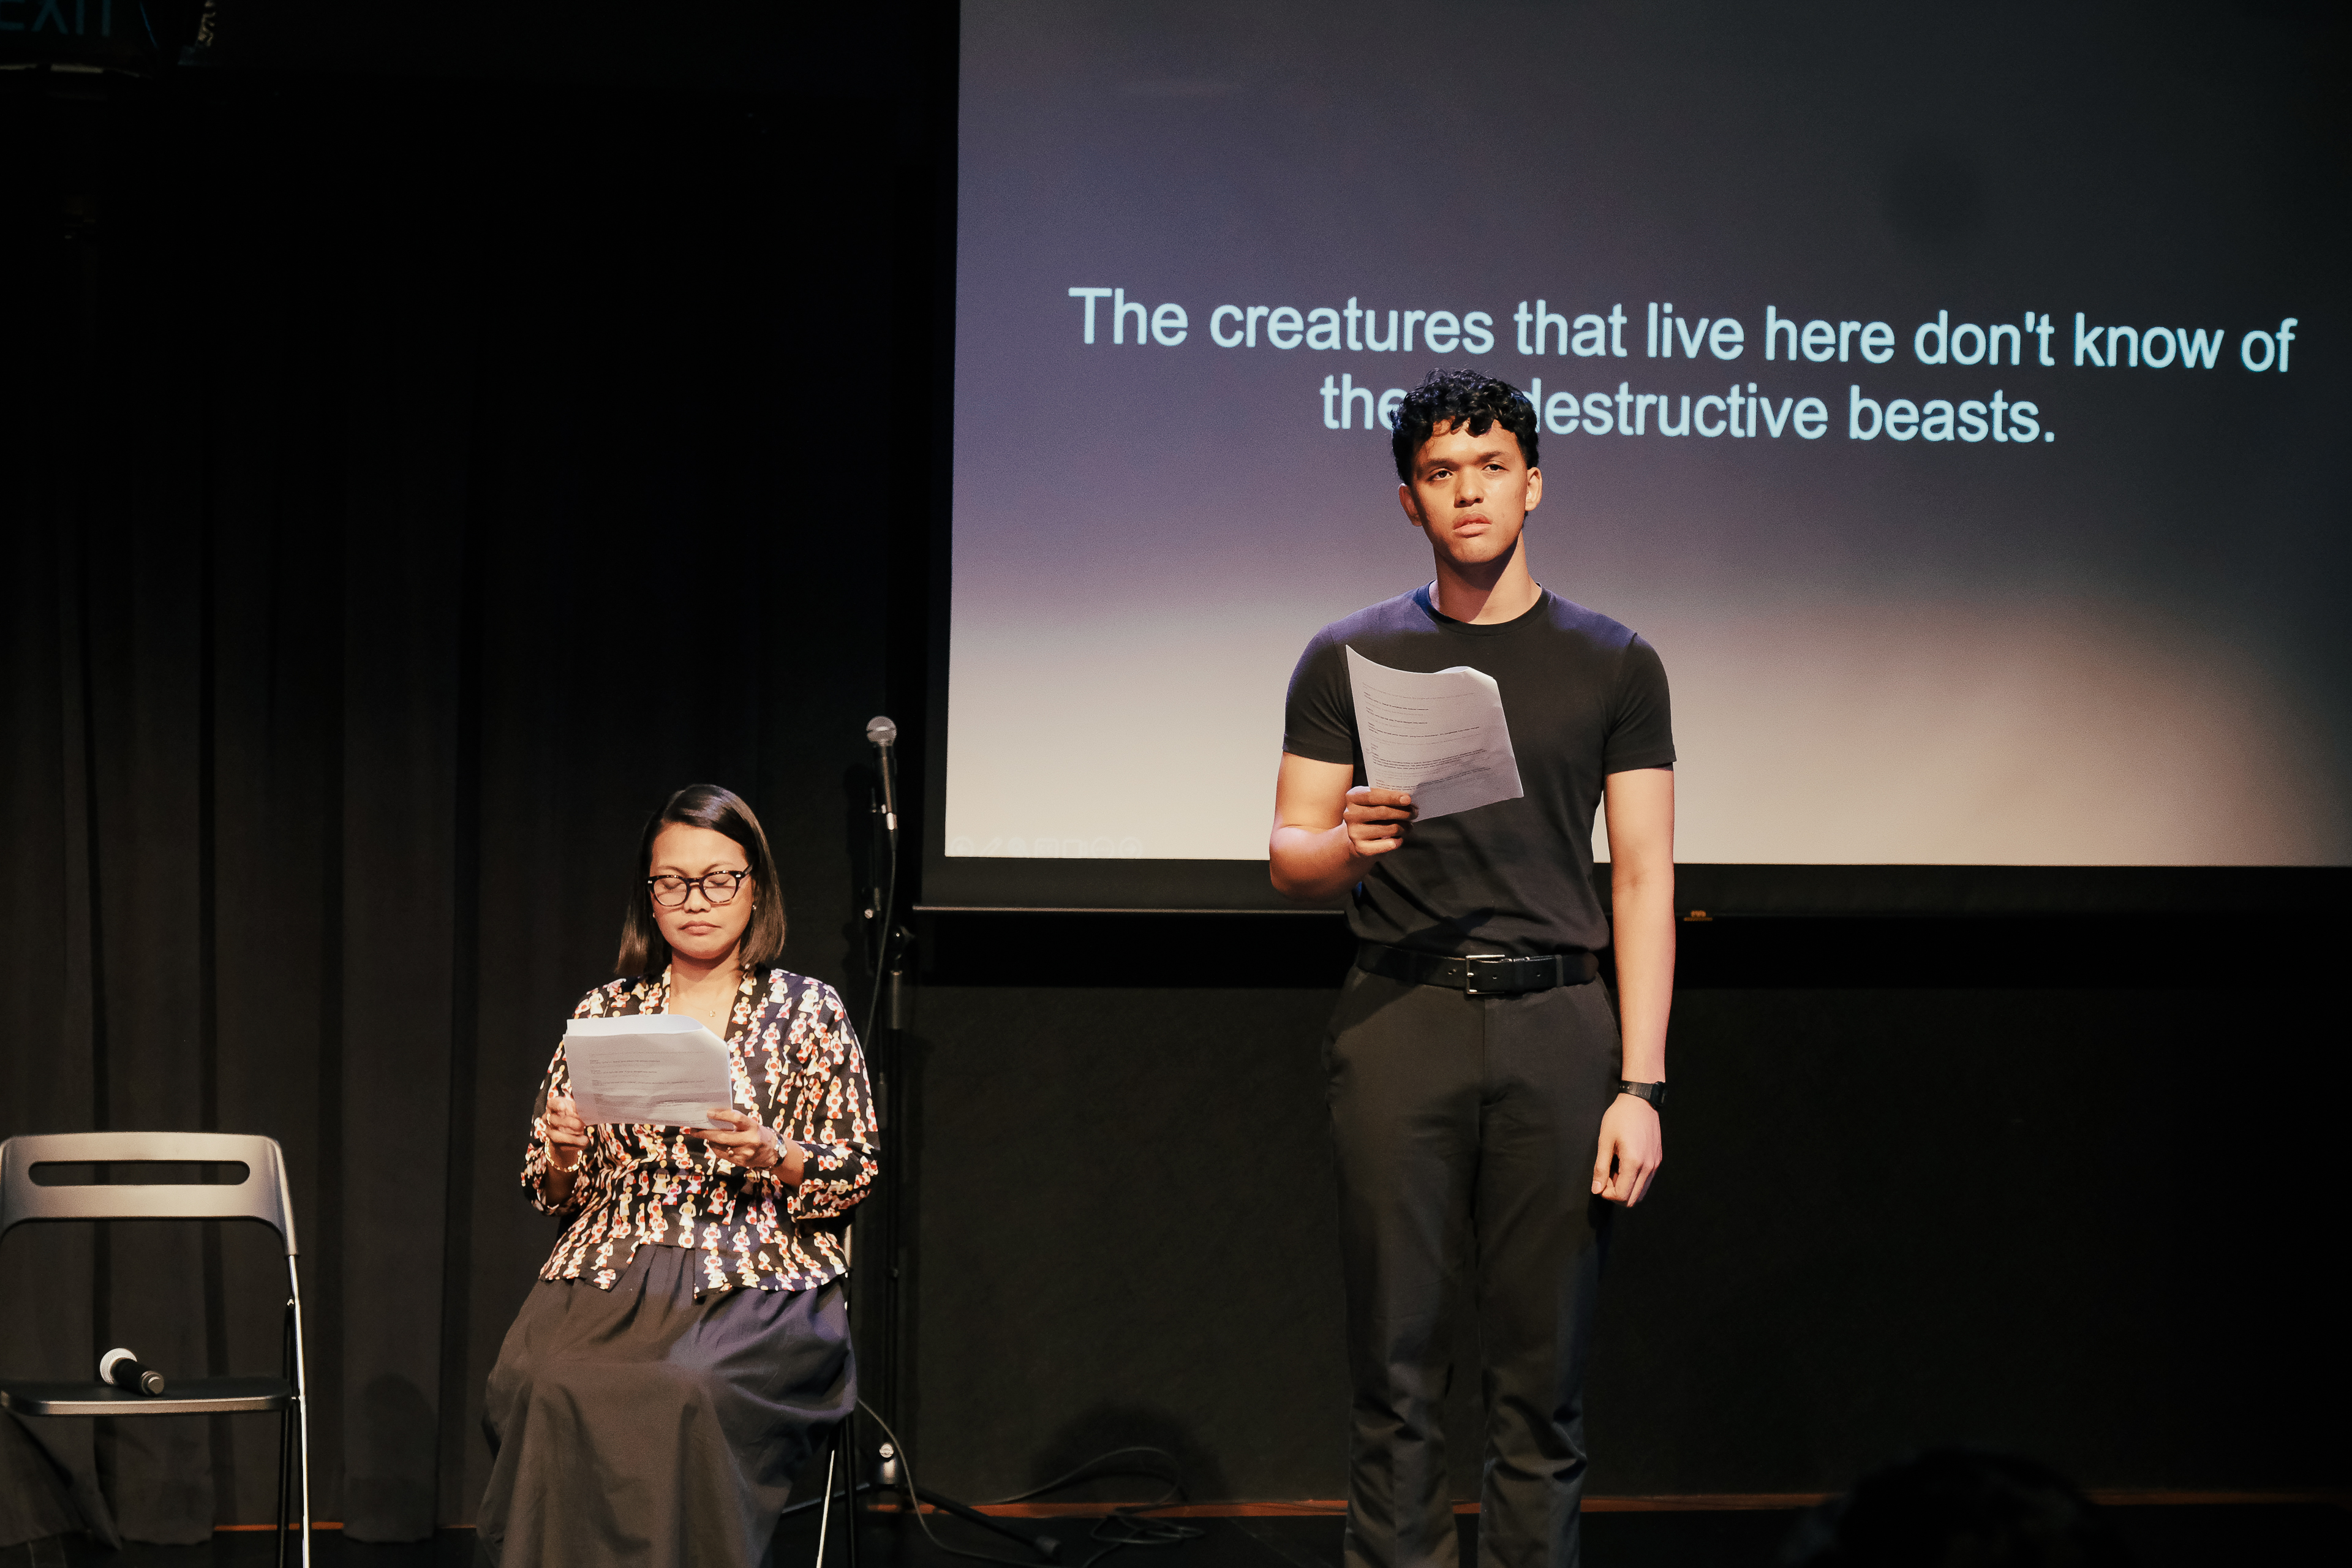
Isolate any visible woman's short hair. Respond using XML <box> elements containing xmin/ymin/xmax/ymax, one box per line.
<box><xmin>615</xmin><ymin>784</ymin><xmax>788</xmax><ymax>978</ymax></box>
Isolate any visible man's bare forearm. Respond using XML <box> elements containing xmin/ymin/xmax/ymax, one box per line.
<box><xmin>1270</xmin><ymin>823</ymin><xmax>1363</xmax><ymax>903</ymax></box>
<box><xmin>1610</xmin><ymin>862</ymin><xmax>1674</xmax><ymax>1080</ymax></box>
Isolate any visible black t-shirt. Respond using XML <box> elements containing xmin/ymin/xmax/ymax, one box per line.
<box><xmin>1283</xmin><ymin>586</ymin><xmax>1676</xmax><ymax>957</ymax></box>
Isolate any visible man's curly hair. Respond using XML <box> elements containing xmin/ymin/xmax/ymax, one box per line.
<box><xmin>1389</xmin><ymin>368</ymin><xmax>1539</xmax><ymax>483</ymax></box>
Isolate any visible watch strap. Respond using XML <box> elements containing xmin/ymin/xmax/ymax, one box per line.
<box><xmin>1615</xmin><ymin>1079</ymin><xmax>1667</xmax><ymax>1112</ymax></box>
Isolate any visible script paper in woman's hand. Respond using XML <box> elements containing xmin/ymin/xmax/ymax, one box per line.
<box><xmin>564</xmin><ymin>1016</ymin><xmax>734</xmax><ymax>1126</ymax></box>
<box><xmin>1344</xmin><ymin>647</ymin><xmax>1525</xmax><ymax>821</ymax></box>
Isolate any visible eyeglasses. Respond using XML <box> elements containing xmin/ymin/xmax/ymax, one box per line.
<box><xmin>647</xmin><ymin>871</ymin><xmax>752</xmax><ymax>908</ymax></box>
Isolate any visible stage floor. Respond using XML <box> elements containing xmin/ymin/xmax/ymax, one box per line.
<box><xmin>47</xmin><ymin>1502</ymin><xmax>2352</xmax><ymax>1567</ymax></box>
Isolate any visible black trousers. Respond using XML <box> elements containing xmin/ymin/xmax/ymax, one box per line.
<box><xmin>1325</xmin><ymin>967</ymin><xmax>1619</xmax><ymax>1568</ymax></box>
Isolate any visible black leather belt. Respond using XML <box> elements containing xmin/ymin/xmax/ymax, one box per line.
<box><xmin>1356</xmin><ymin>942</ymin><xmax>1598</xmax><ymax>995</ymax></box>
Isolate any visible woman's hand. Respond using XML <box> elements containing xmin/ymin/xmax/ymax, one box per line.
<box><xmin>689</xmin><ymin>1107</ymin><xmax>783</xmax><ymax>1169</ymax></box>
<box><xmin>544</xmin><ymin>1092</ymin><xmax>590</xmax><ymax>1171</ymax></box>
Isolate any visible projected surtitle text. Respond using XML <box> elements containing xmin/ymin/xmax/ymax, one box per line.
<box><xmin>1066</xmin><ymin>288</ymin><xmax>2304</xmax><ymax>446</ymax></box>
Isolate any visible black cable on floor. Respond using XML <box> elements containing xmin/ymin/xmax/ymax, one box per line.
<box><xmin>980</xmin><ymin>1446</ymin><xmax>1185</xmax><ymax>1508</ymax></box>
<box><xmin>856</xmin><ymin>1401</ymin><xmax>1058</xmax><ymax>1566</ymax></box>
<box><xmin>982</xmin><ymin>1442</ymin><xmax>1203</xmax><ymax>1568</ymax></box>
<box><xmin>1072</xmin><ymin>1511</ymin><xmax>1207</xmax><ymax>1567</ymax></box>
<box><xmin>855</xmin><ymin>1401</ymin><xmax>1207</xmax><ymax>1568</ymax></box>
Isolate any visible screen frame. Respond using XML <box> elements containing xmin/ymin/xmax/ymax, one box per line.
<box><xmin>920</xmin><ymin>0</ymin><xmax>2347</xmax><ymax>919</ymax></box>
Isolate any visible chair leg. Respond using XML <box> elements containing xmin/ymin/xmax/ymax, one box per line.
<box><xmin>277</xmin><ymin>1301</ymin><xmax>295</xmax><ymax>1568</ymax></box>
<box><xmin>295</xmin><ymin>1392</ymin><xmax>313</xmax><ymax>1568</ymax></box>
<box><xmin>275</xmin><ymin>1404</ymin><xmax>292</xmax><ymax>1568</ymax></box>
<box><xmin>814</xmin><ymin>1445</ymin><xmax>837</xmax><ymax>1566</ymax></box>
<box><xmin>276</xmin><ymin>1292</ymin><xmax>314</xmax><ymax>1568</ymax></box>
<box><xmin>839</xmin><ymin>1410</ymin><xmax>860</xmax><ymax>1568</ymax></box>
<box><xmin>284</xmin><ymin>1259</ymin><xmax>314</xmax><ymax>1568</ymax></box>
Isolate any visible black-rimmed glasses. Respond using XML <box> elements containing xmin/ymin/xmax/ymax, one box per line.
<box><xmin>647</xmin><ymin>871</ymin><xmax>751</xmax><ymax>908</ymax></box>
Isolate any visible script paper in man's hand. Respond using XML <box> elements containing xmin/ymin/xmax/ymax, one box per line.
<box><xmin>1344</xmin><ymin>647</ymin><xmax>1525</xmax><ymax>821</ymax></box>
<box><xmin>564</xmin><ymin>1015</ymin><xmax>736</xmax><ymax>1126</ymax></box>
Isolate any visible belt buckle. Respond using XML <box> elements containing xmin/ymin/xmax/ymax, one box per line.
<box><xmin>1461</xmin><ymin>954</ymin><xmax>1512</xmax><ymax>995</ymax></box>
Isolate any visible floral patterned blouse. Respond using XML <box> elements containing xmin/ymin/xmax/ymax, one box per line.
<box><xmin>519</xmin><ymin>965</ymin><xmax>877</xmax><ymax>1296</ymax></box>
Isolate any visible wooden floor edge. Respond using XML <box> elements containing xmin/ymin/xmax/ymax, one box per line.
<box><xmin>213</xmin><ymin>1490</ymin><xmax>2352</xmax><ymax>1529</ymax></box>
<box><xmin>2084</xmin><ymin>1490</ymin><xmax>2352</xmax><ymax>1510</ymax></box>
<box><xmin>870</xmin><ymin>1491</ymin><xmax>2350</xmax><ymax>1519</ymax></box>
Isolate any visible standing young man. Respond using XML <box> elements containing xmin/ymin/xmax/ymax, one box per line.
<box><xmin>1271</xmin><ymin>369</ymin><xmax>1675</xmax><ymax>1568</ymax></box>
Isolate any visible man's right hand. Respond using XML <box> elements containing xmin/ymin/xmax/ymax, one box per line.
<box><xmin>1343</xmin><ymin>786</ymin><xmax>1416</xmax><ymax>858</ymax></box>
<box><xmin>1272</xmin><ymin>755</ymin><xmax>1412</xmax><ymax>903</ymax></box>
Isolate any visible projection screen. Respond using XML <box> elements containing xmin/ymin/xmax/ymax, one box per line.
<box><xmin>932</xmin><ymin>0</ymin><xmax>2346</xmax><ymax>910</ymax></box>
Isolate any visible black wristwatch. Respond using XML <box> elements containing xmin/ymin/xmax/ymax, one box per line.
<box><xmin>1615</xmin><ymin>1080</ymin><xmax>1667</xmax><ymax>1113</ymax></box>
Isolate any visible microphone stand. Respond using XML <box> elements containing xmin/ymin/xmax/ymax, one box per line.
<box><xmin>836</xmin><ymin>735</ymin><xmax>1052</xmax><ymax>1563</ymax></box>
<box><xmin>862</xmin><ymin>720</ymin><xmax>900</xmax><ymax>1050</ymax></box>
<box><xmin>862</xmin><ymin>723</ymin><xmax>911</xmax><ymax>1434</ymax></box>
<box><xmin>832</xmin><ymin>718</ymin><xmax>914</xmax><ymax>1564</ymax></box>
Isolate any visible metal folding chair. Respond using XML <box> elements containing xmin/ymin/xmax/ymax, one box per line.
<box><xmin>0</xmin><ymin>1132</ymin><xmax>311</xmax><ymax>1567</ymax></box>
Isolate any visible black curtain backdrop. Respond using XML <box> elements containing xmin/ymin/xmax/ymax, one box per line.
<box><xmin>3</xmin><ymin>8</ymin><xmax>2346</xmax><ymax>1545</ymax></box>
<box><xmin>897</xmin><ymin>955</ymin><xmax>2350</xmax><ymax>1508</ymax></box>
<box><xmin>0</xmin><ymin>60</ymin><xmax>932</xmax><ymax>1539</ymax></box>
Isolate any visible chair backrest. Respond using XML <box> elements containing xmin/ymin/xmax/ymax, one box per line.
<box><xmin>0</xmin><ymin>1133</ymin><xmax>298</xmax><ymax>1256</ymax></box>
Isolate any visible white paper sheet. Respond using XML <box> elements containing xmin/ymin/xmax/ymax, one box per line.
<box><xmin>1344</xmin><ymin>647</ymin><xmax>1525</xmax><ymax>822</ymax></box>
<box><xmin>563</xmin><ymin>1014</ymin><xmax>736</xmax><ymax>1126</ymax></box>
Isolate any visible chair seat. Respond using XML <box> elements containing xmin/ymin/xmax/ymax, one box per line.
<box><xmin>0</xmin><ymin>1376</ymin><xmax>293</xmax><ymax>1417</ymax></box>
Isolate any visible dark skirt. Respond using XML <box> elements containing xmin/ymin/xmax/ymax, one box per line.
<box><xmin>477</xmin><ymin>1244</ymin><xmax>853</xmax><ymax>1567</ymax></box>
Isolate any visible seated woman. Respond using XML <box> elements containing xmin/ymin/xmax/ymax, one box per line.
<box><xmin>477</xmin><ymin>783</ymin><xmax>876</xmax><ymax>1567</ymax></box>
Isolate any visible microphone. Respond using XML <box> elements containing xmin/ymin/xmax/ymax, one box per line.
<box><xmin>99</xmin><ymin>1348</ymin><xmax>166</xmax><ymax>1396</ymax></box>
<box><xmin>865</xmin><ymin>716</ymin><xmax>899</xmax><ymax>831</ymax></box>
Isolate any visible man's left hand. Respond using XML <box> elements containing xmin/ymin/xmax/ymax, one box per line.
<box><xmin>1591</xmin><ymin>1094</ymin><xmax>1662</xmax><ymax>1205</ymax></box>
